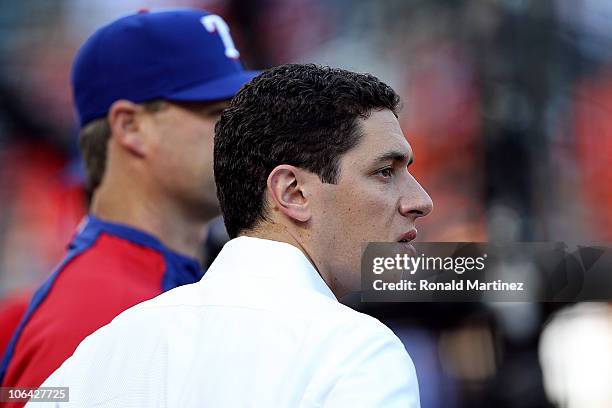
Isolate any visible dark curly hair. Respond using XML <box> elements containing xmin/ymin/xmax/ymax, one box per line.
<box><xmin>214</xmin><ymin>64</ymin><xmax>400</xmax><ymax>238</ymax></box>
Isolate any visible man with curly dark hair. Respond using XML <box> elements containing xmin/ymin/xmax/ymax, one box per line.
<box><xmin>34</xmin><ymin>64</ymin><xmax>431</xmax><ymax>408</ymax></box>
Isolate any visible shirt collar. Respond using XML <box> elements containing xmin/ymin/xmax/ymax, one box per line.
<box><xmin>70</xmin><ymin>215</ymin><xmax>201</xmax><ymax>273</ymax></box>
<box><xmin>204</xmin><ymin>236</ymin><xmax>337</xmax><ymax>301</ymax></box>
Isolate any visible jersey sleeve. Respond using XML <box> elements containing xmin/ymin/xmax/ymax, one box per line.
<box><xmin>2</xmin><ymin>235</ymin><xmax>165</xmax><ymax>402</ymax></box>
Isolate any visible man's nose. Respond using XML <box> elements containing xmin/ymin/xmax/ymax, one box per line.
<box><xmin>398</xmin><ymin>175</ymin><xmax>433</xmax><ymax>219</ymax></box>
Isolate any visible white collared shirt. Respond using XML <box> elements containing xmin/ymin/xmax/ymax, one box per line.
<box><xmin>33</xmin><ymin>237</ymin><xmax>420</xmax><ymax>407</ymax></box>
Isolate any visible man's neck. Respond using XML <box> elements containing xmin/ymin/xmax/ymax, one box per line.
<box><xmin>247</xmin><ymin>224</ymin><xmax>341</xmax><ymax>297</ymax></box>
<box><xmin>90</xmin><ymin>187</ymin><xmax>209</xmax><ymax>261</ymax></box>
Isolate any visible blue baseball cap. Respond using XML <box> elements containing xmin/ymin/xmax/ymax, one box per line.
<box><xmin>72</xmin><ymin>9</ymin><xmax>258</xmax><ymax>127</ymax></box>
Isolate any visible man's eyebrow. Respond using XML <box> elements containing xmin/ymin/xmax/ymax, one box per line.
<box><xmin>175</xmin><ymin>101</ymin><xmax>229</xmax><ymax>115</ymax></box>
<box><xmin>372</xmin><ymin>150</ymin><xmax>414</xmax><ymax>166</ymax></box>
<box><xmin>200</xmin><ymin>101</ymin><xmax>230</xmax><ymax>115</ymax></box>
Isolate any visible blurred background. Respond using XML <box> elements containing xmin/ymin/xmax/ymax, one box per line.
<box><xmin>0</xmin><ymin>0</ymin><xmax>611</xmax><ymax>407</ymax></box>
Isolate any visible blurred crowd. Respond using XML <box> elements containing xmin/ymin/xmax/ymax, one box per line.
<box><xmin>0</xmin><ymin>1</ymin><xmax>611</xmax><ymax>407</ymax></box>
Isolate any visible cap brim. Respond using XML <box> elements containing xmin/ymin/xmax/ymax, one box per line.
<box><xmin>164</xmin><ymin>70</ymin><xmax>260</xmax><ymax>102</ymax></box>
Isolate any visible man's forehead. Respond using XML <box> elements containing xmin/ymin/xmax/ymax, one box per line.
<box><xmin>357</xmin><ymin>110</ymin><xmax>413</xmax><ymax>162</ymax></box>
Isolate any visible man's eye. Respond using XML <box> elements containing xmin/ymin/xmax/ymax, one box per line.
<box><xmin>377</xmin><ymin>168</ymin><xmax>393</xmax><ymax>178</ymax></box>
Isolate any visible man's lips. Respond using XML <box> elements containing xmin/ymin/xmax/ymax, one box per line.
<box><xmin>397</xmin><ymin>229</ymin><xmax>417</xmax><ymax>243</ymax></box>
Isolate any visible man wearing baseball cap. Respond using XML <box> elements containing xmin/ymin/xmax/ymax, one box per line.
<box><xmin>0</xmin><ymin>8</ymin><xmax>257</xmax><ymax>401</ymax></box>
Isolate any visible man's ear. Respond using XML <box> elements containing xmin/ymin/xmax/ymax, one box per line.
<box><xmin>267</xmin><ymin>165</ymin><xmax>312</xmax><ymax>223</ymax></box>
<box><xmin>107</xmin><ymin>100</ymin><xmax>147</xmax><ymax>157</ymax></box>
